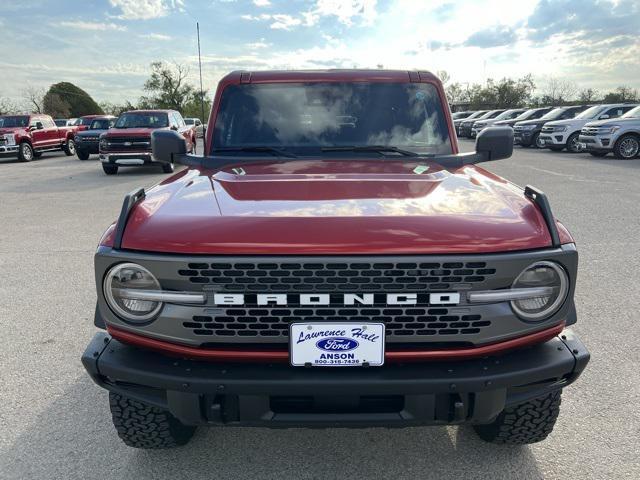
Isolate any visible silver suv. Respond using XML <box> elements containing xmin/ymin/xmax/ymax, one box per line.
<box><xmin>579</xmin><ymin>105</ymin><xmax>640</xmax><ymax>158</ymax></box>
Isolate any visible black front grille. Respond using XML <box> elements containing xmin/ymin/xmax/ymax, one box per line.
<box><xmin>104</xmin><ymin>137</ymin><xmax>151</xmax><ymax>151</ymax></box>
<box><xmin>182</xmin><ymin>307</ymin><xmax>489</xmax><ymax>339</ymax></box>
<box><xmin>177</xmin><ymin>260</ymin><xmax>497</xmax><ymax>342</ymax></box>
<box><xmin>179</xmin><ymin>261</ymin><xmax>496</xmax><ymax>292</ymax></box>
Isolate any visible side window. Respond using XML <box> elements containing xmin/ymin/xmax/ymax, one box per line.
<box><xmin>29</xmin><ymin>117</ymin><xmax>39</xmax><ymax>127</ymax></box>
<box><xmin>620</xmin><ymin>106</ymin><xmax>635</xmax><ymax>115</ymax></box>
<box><xmin>45</xmin><ymin>117</ymin><xmax>56</xmax><ymax>128</ymax></box>
<box><xmin>560</xmin><ymin>110</ymin><xmax>576</xmax><ymax>120</ymax></box>
<box><xmin>195</xmin><ymin>119</ymin><xmax>201</xmax><ymax>126</ymax></box>
<box><xmin>169</xmin><ymin>112</ymin><xmax>179</xmax><ymax>128</ymax></box>
<box><xmin>603</xmin><ymin>108</ymin><xmax>623</xmax><ymax>118</ymax></box>
<box><xmin>174</xmin><ymin>112</ymin><xmax>186</xmax><ymax>128</ymax></box>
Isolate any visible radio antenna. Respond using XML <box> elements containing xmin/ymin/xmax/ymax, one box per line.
<box><xmin>197</xmin><ymin>22</ymin><xmax>206</xmax><ymax>153</ymax></box>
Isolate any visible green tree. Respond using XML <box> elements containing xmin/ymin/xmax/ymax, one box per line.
<box><xmin>43</xmin><ymin>82</ymin><xmax>103</xmax><ymax>117</ymax></box>
<box><xmin>602</xmin><ymin>86</ymin><xmax>638</xmax><ymax>103</ymax></box>
<box><xmin>141</xmin><ymin>61</ymin><xmax>195</xmax><ymax>112</ymax></box>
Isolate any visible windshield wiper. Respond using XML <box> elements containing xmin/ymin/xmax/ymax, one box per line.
<box><xmin>211</xmin><ymin>146</ymin><xmax>298</xmax><ymax>158</ymax></box>
<box><xmin>321</xmin><ymin>145</ymin><xmax>420</xmax><ymax>157</ymax></box>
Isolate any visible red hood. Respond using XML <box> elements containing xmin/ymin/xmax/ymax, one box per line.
<box><xmin>105</xmin><ymin>127</ymin><xmax>164</xmax><ymax>137</ymax></box>
<box><xmin>116</xmin><ymin>159</ymin><xmax>564</xmax><ymax>255</ymax></box>
<box><xmin>0</xmin><ymin>127</ymin><xmax>25</xmax><ymax>135</ymax></box>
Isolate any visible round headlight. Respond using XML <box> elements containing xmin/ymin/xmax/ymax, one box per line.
<box><xmin>103</xmin><ymin>263</ymin><xmax>162</xmax><ymax>322</ymax></box>
<box><xmin>99</xmin><ymin>138</ymin><xmax>108</xmax><ymax>150</ymax></box>
<box><xmin>511</xmin><ymin>261</ymin><xmax>569</xmax><ymax>321</ymax></box>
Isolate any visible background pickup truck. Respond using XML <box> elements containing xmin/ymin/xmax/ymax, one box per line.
<box><xmin>0</xmin><ymin>114</ymin><xmax>78</xmax><ymax>161</ymax></box>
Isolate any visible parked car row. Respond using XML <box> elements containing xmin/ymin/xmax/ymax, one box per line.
<box><xmin>456</xmin><ymin>103</ymin><xmax>640</xmax><ymax>158</ymax></box>
<box><xmin>0</xmin><ymin>110</ymin><xmax>201</xmax><ymax>173</ymax></box>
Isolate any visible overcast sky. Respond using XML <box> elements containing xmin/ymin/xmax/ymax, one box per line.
<box><xmin>1</xmin><ymin>0</ymin><xmax>638</xmax><ymax>105</ymax></box>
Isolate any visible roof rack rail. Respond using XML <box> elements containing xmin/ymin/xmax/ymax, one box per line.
<box><xmin>113</xmin><ymin>187</ymin><xmax>145</xmax><ymax>250</ymax></box>
<box><xmin>524</xmin><ymin>185</ymin><xmax>560</xmax><ymax>248</ymax></box>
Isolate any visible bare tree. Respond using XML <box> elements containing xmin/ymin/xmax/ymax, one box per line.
<box><xmin>541</xmin><ymin>76</ymin><xmax>579</xmax><ymax>104</ymax></box>
<box><xmin>436</xmin><ymin>70</ymin><xmax>451</xmax><ymax>85</ymax></box>
<box><xmin>22</xmin><ymin>85</ymin><xmax>46</xmax><ymax>113</ymax></box>
<box><xmin>578</xmin><ymin>88</ymin><xmax>600</xmax><ymax>103</ymax></box>
<box><xmin>0</xmin><ymin>97</ymin><xmax>19</xmax><ymax>115</ymax></box>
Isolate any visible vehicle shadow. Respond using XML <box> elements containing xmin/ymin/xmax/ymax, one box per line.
<box><xmin>1</xmin><ymin>376</ymin><xmax>544</xmax><ymax>480</ymax></box>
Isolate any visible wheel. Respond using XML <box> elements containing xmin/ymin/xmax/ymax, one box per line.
<box><xmin>63</xmin><ymin>139</ymin><xmax>76</xmax><ymax>156</ymax></box>
<box><xmin>532</xmin><ymin>132</ymin><xmax>544</xmax><ymax>149</ymax></box>
<box><xmin>162</xmin><ymin>162</ymin><xmax>175</xmax><ymax>173</ymax></box>
<box><xmin>473</xmin><ymin>390</ymin><xmax>561</xmax><ymax>445</ymax></box>
<box><xmin>18</xmin><ymin>142</ymin><xmax>34</xmax><ymax>162</ymax></box>
<box><xmin>589</xmin><ymin>151</ymin><xmax>607</xmax><ymax>157</ymax></box>
<box><xmin>102</xmin><ymin>164</ymin><xmax>118</xmax><ymax>175</ymax></box>
<box><xmin>565</xmin><ymin>132</ymin><xmax>582</xmax><ymax>153</ymax></box>
<box><xmin>613</xmin><ymin>134</ymin><xmax>640</xmax><ymax>159</ymax></box>
<box><xmin>109</xmin><ymin>393</ymin><xmax>196</xmax><ymax>449</ymax></box>
<box><xmin>76</xmin><ymin>149</ymin><xmax>90</xmax><ymax>160</ymax></box>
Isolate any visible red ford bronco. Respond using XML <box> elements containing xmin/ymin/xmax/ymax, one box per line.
<box><xmin>0</xmin><ymin>114</ymin><xmax>78</xmax><ymax>161</ymax></box>
<box><xmin>82</xmin><ymin>70</ymin><xmax>589</xmax><ymax>449</ymax></box>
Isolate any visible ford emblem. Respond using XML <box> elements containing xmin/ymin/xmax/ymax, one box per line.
<box><xmin>316</xmin><ymin>337</ymin><xmax>359</xmax><ymax>352</ymax></box>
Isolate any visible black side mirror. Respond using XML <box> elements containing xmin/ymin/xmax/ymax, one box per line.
<box><xmin>152</xmin><ymin>130</ymin><xmax>187</xmax><ymax>164</ymax></box>
<box><xmin>170</xmin><ymin>125</ymin><xmax>178</xmax><ymax>131</ymax></box>
<box><xmin>475</xmin><ymin>126</ymin><xmax>513</xmax><ymax>161</ymax></box>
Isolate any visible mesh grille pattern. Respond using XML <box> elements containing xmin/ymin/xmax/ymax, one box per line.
<box><xmin>183</xmin><ymin>308</ymin><xmax>489</xmax><ymax>339</ymax></box>
<box><xmin>178</xmin><ymin>261</ymin><xmax>496</xmax><ymax>292</ymax></box>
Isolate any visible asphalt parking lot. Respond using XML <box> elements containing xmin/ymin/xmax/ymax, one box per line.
<box><xmin>1</xmin><ymin>141</ymin><xmax>639</xmax><ymax>480</ymax></box>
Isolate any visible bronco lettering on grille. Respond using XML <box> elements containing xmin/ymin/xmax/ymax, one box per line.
<box><xmin>212</xmin><ymin>293</ymin><xmax>461</xmax><ymax>306</ymax></box>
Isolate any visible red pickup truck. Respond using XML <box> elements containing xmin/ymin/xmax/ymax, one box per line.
<box><xmin>99</xmin><ymin>109</ymin><xmax>196</xmax><ymax>175</ymax></box>
<box><xmin>0</xmin><ymin>114</ymin><xmax>78</xmax><ymax>161</ymax></box>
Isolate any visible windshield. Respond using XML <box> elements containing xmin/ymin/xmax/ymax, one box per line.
<box><xmin>494</xmin><ymin>109</ymin><xmax>522</xmax><ymax>121</ymax></box>
<box><xmin>0</xmin><ymin>116</ymin><xmax>29</xmax><ymax>128</ymax></box>
<box><xmin>114</xmin><ymin>112</ymin><xmax>169</xmax><ymax>128</ymax></box>
<box><xmin>514</xmin><ymin>109</ymin><xmax>543</xmax><ymax>121</ymax></box>
<box><xmin>184</xmin><ymin>118</ymin><xmax>194</xmax><ymax>125</ymax></box>
<box><xmin>90</xmin><ymin>119</ymin><xmax>111</xmax><ymax>130</ymax></box>
<box><xmin>621</xmin><ymin>106</ymin><xmax>640</xmax><ymax>118</ymax></box>
<box><xmin>540</xmin><ymin>108</ymin><xmax>565</xmax><ymax>120</ymax></box>
<box><xmin>213</xmin><ymin>82</ymin><xmax>451</xmax><ymax>154</ymax></box>
<box><xmin>575</xmin><ymin>105</ymin><xmax>605</xmax><ymax>119</ymax></box>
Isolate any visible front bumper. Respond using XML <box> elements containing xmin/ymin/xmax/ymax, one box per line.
<box><xmin>82</xmin><ymin>329</ymin><xmax>589</xmax><ymax>427</ymax></box>
<box><xmin>0</xmin><ymin>145</ymin><xmax>19</xmax><ymax>155</ymax></box>
<box><xmin>513</xmin><ymin>130</ymin><xmax>535</xmax><ymax>145</ymax></box>
<box><xmin>76</xmin><ymin>143</ymin><xmax>99</xmax><ymax>154</ymax></box>
<box><xmin>578</xmin><ymin>135</ymin><xmax>613</xmax><ymax>152</ymax></box>
<box><xmin>100</xmin><ymin>152</ymin><xmax>155</xmax><ymax>165</ymax></box>
<box><xmin>539</xmin><ymin>133</ymin><xmax>567</xmax><ymax>147</ymax></box>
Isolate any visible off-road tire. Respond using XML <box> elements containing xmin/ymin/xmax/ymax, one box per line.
<box><xmin>613</xmin><ymin>134</ymin><xmax>640</xmax><ymax>159</ymax></box>
<box><xmin>76</xmin><ymin>149</ymin><xmax>90</xmax><ymax>160</ymax></box>
<box><xmin>565</xmin><ymin>132</ymin><xmax>581</xmax><ymax>153</ymax></box>
<box><xmin>109</xmin><ymin>393</ymin><xmax>196</xmax><ymax>449</ymax></box>
<box><xmin>63</xmin><ymin>139</ymin><xmax>76</xmax><ymax>156</ymax></box>
<box><xmin>102</xmin><ymin>164</ymin><xmax>118</xmax><ymax>175</ymax></box>
<box><xmin>473</xmin><ymin>390</ymin><xmax>562</xmax><ymax>445</ymax></box>
<box><xmin>162</xmin><ymin>161</ymin><xmax>175</xmax><ymax>173</ymax></box>
<box><xmin>589</xmin><ymin>151</ymin><xmax>607</xmax><ymax>157</ymax></box>
<box><xmin>18</xmin><ymin>142</ymin><xmax>34</xmax><ymax>162</ymax></box>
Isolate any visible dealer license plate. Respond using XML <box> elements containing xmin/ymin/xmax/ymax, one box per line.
<box><xmin>290</xmin><ymin>323</ymin><xmax>385</xmax><ymax>367</ymax></box>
